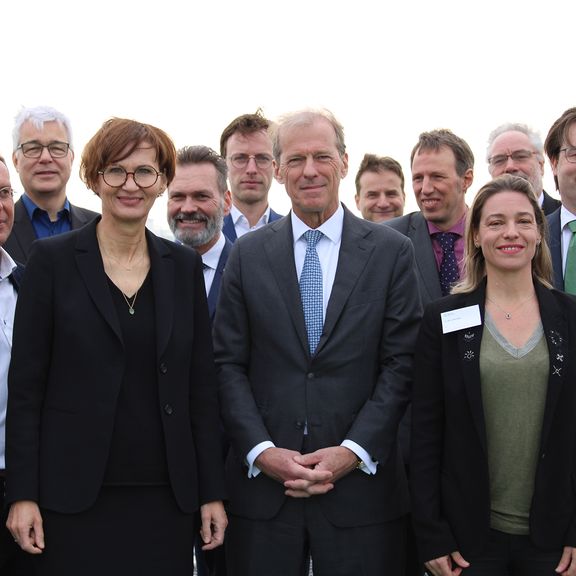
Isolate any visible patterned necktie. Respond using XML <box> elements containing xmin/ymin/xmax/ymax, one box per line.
<box><xmin>564</xmin><ymin>221</ymin><xmax>576</xmax><ymax>294</ymax></box>
<box><xmin>300</xmin><ymin>229</ymin><xmax>324</xmax><ymax>353</ymax></box>
<box><xmin>436</xmin><ymin>232</ymin><xmax>460</xmax><ymax>296</ymax></box>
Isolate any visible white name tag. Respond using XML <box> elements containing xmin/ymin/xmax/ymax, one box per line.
<box><xmin>441</xmin><ymin>305</ymin><xmax>481</xmax><ymax>334</ymax></box>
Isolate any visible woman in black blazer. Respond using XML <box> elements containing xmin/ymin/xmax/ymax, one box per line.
<box><xmin>6</xmin><ymin>118</ymin><xmax>227</xmax><ymax>575</ymax></box>
<box><xmin>411</xmin><ymin>175</ymin><xmax>576</xmax><ymax>576</ymax></box>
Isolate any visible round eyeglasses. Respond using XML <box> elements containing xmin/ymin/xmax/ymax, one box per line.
<box><xmin>98</xmin><ymin>166</ymin><xmax>162</xmax><ymax>188</ymax></box>
<box><xmin>229</xmin><ymin>153</ymin><xmax>273</xmax><ymax>170</ymax></box>
<box><xmin>17</xmin><ymin>141</ymin><xmax>70</xmax><ymax>159</ymax></box>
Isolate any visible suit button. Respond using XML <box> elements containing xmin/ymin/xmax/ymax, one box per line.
<box><xmin>295</xmin><ymin>421</ymin><xmax>304</xmax><ymax>430</ymax></box>
<box><xmin>159</xmin><ymin>363</ymin><xmax>168</xmax><ymax>374</ymax></box>
<box><xmin>164</xmin><ymin>404</ymin><xmax>173</xmax><ymax>415</ymax></box>
<box><xmin>307</xmin><ymin>373</ymin><xmax>314</xmax><ymax>379</ymax></box>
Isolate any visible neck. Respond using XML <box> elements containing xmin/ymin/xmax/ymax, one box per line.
<box><xmin>234</xmin><ymin>199</ymin><xmax>268</xmax><ymax>227</ymax></box>
<box><xmin>195</xmin><ymin>232</ymin><xmax>221</xmax><ymax>256</ymax></box>
<box><xmin>97</xmin><ymin>215</ymin><xmax>147</xmax><ymax>258</ymax></box>
<box><xmin>485</xmin><ymin>267</ymin><xmax>535</xmax><ymax>303</ymax></box>
<box><xmin>27</xmin><ymin>190</ymin><xmax>67</xmax><ymax>221</ymax></box>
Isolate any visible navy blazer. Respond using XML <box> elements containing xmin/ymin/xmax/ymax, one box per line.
<box><xmin>6</xmin><ymin>218</ymin><xmax>226</xmax><ymax>514</ymax></box>
<box><xmin>4</xmin><ymin>197</ymin><xmax>98</xmax><ymax>264</ymax></box>
<box><xmin>547</xmin><ymin>207</ymin><xmax>564</xmax><ymax>290</ymax></box>
<box><xmin>207</xmin><ymin>237</ymin><xmax>233</xmax><ymax>322</ymax></box>
<box><xmin>541</xmin><ymin>190</ymin><xmax>562</xmax><ymax>216</ymax></box>
<box><xmin>411</xmin><ymin>280</ymin><xmax>576</xmax><ymax>562</ymax></box>
<box><xmin>222</xmin><ymin>207</ymin><xmax>283</xmax><ymax>243</ymax></box>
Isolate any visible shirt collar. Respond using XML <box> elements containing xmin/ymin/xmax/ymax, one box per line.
<box><xmin>21</xmin><ymin>193</ymin><xmax>71</xmax><ymax>218</ymax></box>
<box><xmin>0</xmin><ymin>247</ymin><xmax>16</xmax><ymax>281</ymax></box>
<box><xmin>291</xmin><ymin>203</ymin><xmax>344</xmax><ymax>245</ymax></box>
<box><xmin>560</xmin><ymin>204</ymin><xmax>576</xmax><ymax>231</ymax></box>
<box><xmin>426</xmin><ymin>210</ymin><xmax>467</xmax><ymax>237</ymax></box>
<box><xmin>201</xmin><ymin>234</ymin><xmax>225</xmax><ymax>270</ymax></box>
<box><xmin>230</xmin><ymin>204</ymin><xmax>270</xmax><ymax>227</ymax></box>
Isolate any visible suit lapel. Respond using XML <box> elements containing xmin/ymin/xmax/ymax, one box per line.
<box><xmin>264</xmin><ymin>216</ymin><xmax>310</xmax><ymax>355</ymax></box>
<box><xmin>148</xmin><ymin>231</ymin><xmax>174</xmax><ymax>360</ymax></box>
<box><xmin>207</xmin><ymin>237</ymin><xmax>232</xmax><ymax>321</ymax></box>
<box><xmin>547</xmin><ymin>209</ymin><xmax>564</xmax><ymax>290</ymax></box>
<box><xmin>11</xmin><ymin>199</ymin><xmax>37</xmax><ymax>258</ymax></box>
<box><xmin>74</xmin><ymin>218</ymin><xmax>123</xmax><ymax>344</ymax></box>
<box><xmin>409</xmin><ymin>213</ymin><xmax>442</xmax><ymax>303</ymax></box>
<box><xmin>222</xmin><ymin>214</ymin><xmax>237</xmax><ymax>243</ymax></box>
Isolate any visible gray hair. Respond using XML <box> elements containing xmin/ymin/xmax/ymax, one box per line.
<box><xmin>13</xmin><ymin>105</ymin><xmax>74</xmax><ymax>151</ymax></box>
<box><xmin>486</xmin><ymin>123</ymin><xmax>544</xmax><ymax>162</ymax></box>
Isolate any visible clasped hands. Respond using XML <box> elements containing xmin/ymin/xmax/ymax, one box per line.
<box><xmin>255</xmin><ymin>446</ymin><xmax>358</xmax><ymax>498</ymax></box>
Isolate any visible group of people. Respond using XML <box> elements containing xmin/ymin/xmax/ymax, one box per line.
<box><xmin>0</xmin><ymin>103</ymin><xmax>575</xmax><ymax>576</ymax></box>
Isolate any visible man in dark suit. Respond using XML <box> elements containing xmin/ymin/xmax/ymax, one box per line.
<box><xmin>213</xmin><ymin>109</ymin><xmax>422</xmax><ymax>575</ymax></box>
<box><xmin>4</xmin><ymin>106</ymin><xmax>97</xmax><ymax>263</ymax></box>
<box><xmin>219</xmin><ymin>111</ymin><xmax>282</xmax><ymax>242</ymax></box>
<box><xmin>0</xmin><ymin>156</ymin><xmax>30</xmax><ymax>575</ymax></box>
<box><xmin>486</xmin><ymin>122</ymin><xmax>561</xmax><ymax>216</ymax></box>
<box><xmin>167</xmin><ymin>145</ymin><xmax>233</xmax><ymax>324</ymax></box>
<box><xmin>544</xmin><ymin>107</ymin><xmax>576</xmax><ymax>293</ymax></box>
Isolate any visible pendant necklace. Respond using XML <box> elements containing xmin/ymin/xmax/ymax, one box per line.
<box><xmin>486</xmin><ymin>293</ymin><xmax>534</xmax><ymax>320</ymax></box>
<box><xmin>122</xmin><ymin>290</ymin><xmax>139</xmax><ymax>315</ymax></box>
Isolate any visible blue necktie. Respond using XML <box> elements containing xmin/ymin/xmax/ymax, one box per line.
<box><xmin>300</xmin><ymin>230</ymin><xmax>324</xmax><ymax>353</ymax></box>
<box><xmin>435</xmin><ymin>232</ymin><xmax>460</xmax><ymax>296</ymax></box>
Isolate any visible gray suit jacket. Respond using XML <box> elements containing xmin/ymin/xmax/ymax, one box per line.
<box><xmin>4</xmin><ymin>197</ymin><xmax>98</xmax><ymax>263</ymax></box>
<box><xmin>213</xmin><ymin>205</ymin><xmax>422</xmax><ymax>526</ymax></box>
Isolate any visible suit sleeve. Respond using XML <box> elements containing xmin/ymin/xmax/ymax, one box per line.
<box><xmin>410</xmin><ymin>303</ymin><xmax>458</xmax><ymax>562</ymax></box>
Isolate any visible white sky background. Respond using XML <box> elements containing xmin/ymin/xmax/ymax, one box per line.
<box><xmin>2</xmin><ymin>0</ymin><xmax>574</xmax><ymax>237</ymax></box>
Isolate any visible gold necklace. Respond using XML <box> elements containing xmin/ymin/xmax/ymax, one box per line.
<box><xmin>486</xmin><ymin>293</ymin><xmax>535</xmax><ymax>320</ymax></box>
<box><xmin>121</xmin><ymin>290</ymin><xmax>138</xmax><ymax>315</ymax></box>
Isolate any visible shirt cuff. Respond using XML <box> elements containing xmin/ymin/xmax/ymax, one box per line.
<box><xmin>341</xmin><ymin>439</ymin><xmax>378</xmax><ymax>475</ymax></box>
<box><xmin>246</xmin><ymin>441</ymin><xmax>275</xmax><ymax>478</ymax></box>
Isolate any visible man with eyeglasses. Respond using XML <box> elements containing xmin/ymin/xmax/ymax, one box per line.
<box><xmin>219</xmin><ymin>111</ymin><xmax>282</xmax><ymax>242</ymax></box>
<box><xmin>0</xmin><ymin>155</ymin><xmax>29</xmax><ymax>576</ymax></box>
<box><xmin>544</xmin><ymin>108</ymin><xmax>576</xmax><ymax>294</ymax></box>
<box><xmin>4</xmin><ymin>106</ymin><xmax>98</xmax><ymax>263</ymax></box>
<box><xmin>487</xmin><ymin>123</ymin><xmax>561</xmax><ymax>216</ymax></box>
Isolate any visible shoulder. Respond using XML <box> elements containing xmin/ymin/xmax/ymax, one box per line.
<box><xmin>70</xmin><ymin>203</ymin><xmax>99</xmax><ymax>218</ymax></box>
<box><xmin>384</xmin><ymin>211</ymin><xmax>423</xmax><ymax>234</ymax></box>
<box><xmin>148</xmin><ymin>231</ymin><xmax>202</xmax><ymax>265</ymax></box>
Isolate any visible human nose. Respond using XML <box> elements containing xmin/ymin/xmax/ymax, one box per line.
<box><xmin>302</xmin><ymin>156</ymin><xmax>318</xmax><ymax>178</ymax></box>
<box><xmin>245</xmin><ymin>156</ymin><xmax>258</xmax><ymax>173</ymax></box>
<box><xmin>122</xmin><ymin>172</ymin><xmax>139</xmax><ymax>190</ymax></box>
<box><xmin>38</xmin><ymin>146</ymin><xmax>53</xmax><ymax>162</ymax></box>
<box><xmin>503</xmin><ymin>220</ymin><xmax>519</xmax><ymax>237</ymax></box>
<box><xmin>180</xmin><ymin>195</ymin><xmax>198</xmax><ymax>212</ymax></box>
<box><xmin>376</xmin><ymin>194</ymin><xmax>390</xmax><ymax>208</ymax></box>
<box><xmin>420</xmin><ymin>176</ymin><xmax>434</xmax><ymax>194</ymax></box>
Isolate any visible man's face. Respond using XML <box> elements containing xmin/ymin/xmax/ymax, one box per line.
<box><xmin>0</xmin><ymin>163</ymin><xmax>14</xmax><ymax>246</ymax></box>
<box><xmin>355</xmin><ymin>169</ymin><xmax>405</xmax><ymax>222</ymax></box>
<box><xmin>274</xmin><ymin>117</ymin><xmax>348</xmax><ymax>227</ymax></box>
<box><xmin>167</xmin><ymin>162</ymin><xmax>231</xmax><ymax>251</ymax></box>
<box><xmin>225</xmin><ymin>130</ymin><xmax>273</xmax><ymax>207</ymax></box>
<box><xmin>411</xmin><ymin>146</ymin><xmax>472</xmax><ymax>230</ymax></box>
<box><xmin>12</xmin><ymin>120</ymin><xmax>73</xmax><ymax>201</ymax></box>
<box><xmin>551</xmin><ymin>122</ymin><xmax>576</xmax><ymax>214</ymax></box>
<box><xmin>487</xmin><ymin>130</ymin><xmax>544</xmax><ymax>196</ymax></box>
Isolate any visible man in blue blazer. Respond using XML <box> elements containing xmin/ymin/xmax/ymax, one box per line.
<box><xmin>214</xmin><ymin>109</ymin><xmax>422</xmax><ymax>575</ymax></box>
<box><xmin>544</xmin><ymin>107</ymin><xmax>576</xmax><ymax>293</ymax></box>
<box><xmin>219</xmin><ymin>112</ymin><xmax>282</xmax><ymax>242</ymax></box>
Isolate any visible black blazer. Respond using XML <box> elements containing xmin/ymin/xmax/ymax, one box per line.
<box><xmin>547</xmin><ymin>207</ymin><xmax>564</xmax><ymax>290</ymax></box>
<box><xmin>410</xmin><ymin>280</ymin><xmax>576</xmax><ymax>562</ymax></box>
<box><xmin>3</xmin><ymin>197</ymin><xmax>98</xmax><ymax>263</ymax></box>
<box><xmin>214</xmin><ymin>206</ymin><xmax>422</xmax><ymax>526</ymax></box>
<box><xmin>6</xmin><ymin>218</ymin><xmax>226</xmax><ymax>514</ymax></box>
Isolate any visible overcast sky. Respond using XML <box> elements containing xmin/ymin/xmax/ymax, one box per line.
<box><xmin>3</xmin><ymin>0</ymin><xmax>574</xmax><ymax>236</ymax></box>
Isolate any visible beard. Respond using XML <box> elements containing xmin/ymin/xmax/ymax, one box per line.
<box><xmin>169</xmin><ymin>205</ymin><xmax>224</xmax><ymax>248</ymax></box>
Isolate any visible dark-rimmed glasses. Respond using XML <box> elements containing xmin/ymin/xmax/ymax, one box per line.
<box><xmin>229</xmin><ymin>153</ymin><xmax>273</xmax><ymax>169</ymax></box>
<box><xmin>560</xmin><ymin>147</ymin><xmax>576</xmax><ymax>163</ymax></box>
<box><xmin>98</xmin><ymin>166</ymin><xmax>162</xmax><ymax>188</ymax></box>
<box><xmin>488</xmin><ymin>150</ymin><xmax>537</xmax><ymax>168</ymax></box>
<box><xmin>17</xmin><ymin>141</ymin><xmax>70</xmax><ymax>159</ymax></box>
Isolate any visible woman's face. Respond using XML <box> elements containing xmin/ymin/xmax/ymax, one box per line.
<box><xmin>474</xmin><ymin>190</ymin><xmax>541</xmax><ymax>276</ymax></box>
<box><xmin>95</xmin><ymin>144</ymin><xmax>165</xmax><ymax>224</ymax></box>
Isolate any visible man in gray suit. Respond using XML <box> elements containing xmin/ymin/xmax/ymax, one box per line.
<box><xmin>4</xmin><ymin>106</ymin><xmax>97</xmax><ymax>263</ymax></box>
<box><xmin>214</xmin><ymin>109</ymin><xmax>421</xmax><ymax>575</ymax></box>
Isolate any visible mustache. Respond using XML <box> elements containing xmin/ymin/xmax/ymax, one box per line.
<box><xmin>174</xmin><ymin>213</ymin><xmax>208</xmax><ymax>223</ymax></box>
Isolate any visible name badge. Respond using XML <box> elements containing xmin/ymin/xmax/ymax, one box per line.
<box><xmin>441</xmin><ymin>305</ymin><xmax>481</xmax><ymax>334</ymax></box>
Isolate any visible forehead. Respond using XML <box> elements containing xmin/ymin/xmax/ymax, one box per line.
<box><xmin>490</xmin><ymin>130</ymin><xmax>534</xmax><ymax>153</ymax></box>
<box><xmin>226</xmin><ymin>130</ymin><xmax>272</xmax><ymax>154</ymax></box>
<box><xmin>0</xmin><ymin>162</ymin><xmax>10</xmax><ymax>186</ymax></box>
<box><xmin>171</xmin><ymin>162</ymin><xmax>220</xmax><ymax>190</ymax></box>
<box><xmin>564</xmin><ymin>122</ymin><xmax>576</xmax><ymax>146</ymax></box>
<box><xmin>359</xmin><ymin>169</ymin><xmax>403</xmax><ymax>191</ymax></box>
<box><xmin>279</xmin><ymin>118</ymin><xmax>338</xmax><ymax>156</ymax></box>
<box><xmin>19</xmin><ymin>120</ymin><xmax>68</xmax><ymax>143</ymax></box>
<box><xmin>481</xmin><ymin>190</ymin><xmax>535</xmax><ymax>217</ymax></box>
<box><xmin>412</xmin><ymin>146</ymin><xmax>457</xmax><ymax>173</ymax></box>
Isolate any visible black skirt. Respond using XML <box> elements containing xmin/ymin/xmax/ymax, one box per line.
<box><xmin>34</xmin><ymin>485</ymin><xmax>196</xmax><ymax>576</ymax></box>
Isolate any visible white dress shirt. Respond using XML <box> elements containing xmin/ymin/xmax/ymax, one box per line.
<box><xmin>230</xmin><ymin>204</ymin><xmax>272</xmax><ymax>238</ymax></box>
<box><xmin>201</xmin><ymin>234</ymin><xmax>226</xmax><ymax>296</ymax></box>
<box><xmin>0</xmin><ymin>248</ymin><xmax>17</xmax><ymax>470</ymax></box>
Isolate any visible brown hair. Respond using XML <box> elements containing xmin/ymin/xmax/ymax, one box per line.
<box><xmin>453</xmin><ymin>174</ymin><xmax>553</xmax><ymax>293</ymax></box>
<box><xmin>544</xmin><ymin>107</ymin><xmax>576</xmax><ymax>190</ymax></box>
<box><xmin>219</xmin><ymin>109</ymin><xmax>271</xmax><ymax>158</ymax></box>
<box><xmin>354</xmin><ymin>153</ymin><xmax>405</xmax><ymax>194</ymax></box>
<box><xmin>80</xmin><ymin>118</ymin><xmax>176</xmax><ymax>190</ymax></box>
<box><xmin>411</xmin><ymin>129</ymin><xmax>474</xmax><ymax>177</ymax></box>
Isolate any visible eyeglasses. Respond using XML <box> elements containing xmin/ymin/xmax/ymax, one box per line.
<box><xmin>17</xmin><ymin>141</ymin><xmax>70</xmax><ymax>159</ymax></box>
<box><xmin>488</xmin><ymin>150</ymin><xmax>538</xmax><ymax>168</ymax></box>
<box><xmin>98</xmin><ymin>165</ymin><xmax>162</xmax><ymax>188</ymax></box>
<box><xmin>0</xmin><ymin>187</ymin><xmax>13</xmax><ymax>202</ymax></box>
<box><xmin>229</xmin><ymin>153</ymin><xmax>273</xmax><ymax>169</ymax></box>
<box><xmin>560</xmin><ymin>147</ymin><xmax>576</xmax><ymax>163</ymax></box>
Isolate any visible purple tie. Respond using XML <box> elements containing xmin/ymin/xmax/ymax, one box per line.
<box><xmin>435</xmin><ymin>232</ymin><xmax>460</xmax><ymax>296</ymax></box>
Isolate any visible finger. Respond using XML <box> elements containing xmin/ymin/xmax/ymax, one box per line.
<box><xmin>451</xmin><ymin>551</ymin><xmax>469</xmax><ymax>569</ymax></box>
<box><xmin>305</xmin><ymin>482</ymin><xmax>334</xmax><ymax>495</ymax></box>
<box><xmin>32</xmin><ymin>517</ymin><xmax>45</xmax><ymax>551</ymax></box>
<box><xmin>556</xmin><ymin>547</ymin><xmax>573</xmax><ymax>573</ymax></box>
<box><xmin>293</xmin><ymin>453</ymin><xmax>323</xmax><ymax>467</ymax></box>
<box><xmin>285</xmin><ymin>488</ymin><xmax>312</xmax><ymax>498</ymax></box>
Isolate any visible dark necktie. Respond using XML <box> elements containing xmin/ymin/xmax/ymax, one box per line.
<box><xmin>435</xmin><ymin>232</ymin><xmax>460</xmax><ymax>296</ymax></box>
<box><xmin>300</xmin><ymin>230</ymin><xmax>324</xmax><ymax>353</ymax></box>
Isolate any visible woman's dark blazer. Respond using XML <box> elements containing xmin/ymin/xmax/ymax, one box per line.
<box><xmin>410</xmin><ymin>279</ymin><xmax>576</xmax><ymax>563</ymax></box>
<box><xmin>6</xmin><ymin>217</ymin><xmax>226</xmax><ymax>514</ymax></box>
